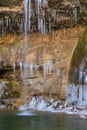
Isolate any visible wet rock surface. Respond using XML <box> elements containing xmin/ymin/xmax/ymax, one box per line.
<box><xmin>0</xmin><ymin>27</ymin><xmax>83</xmax><ymax>105</ymax></box>
<box><xmin>0</xmin><ymin>0</ymin><xmax>86</xmax><ymax>108</ymax></box>
<box><xmin>0</xmin><ymin>0</ymin><xmax>86</xmax><ymax>34</ymax></box>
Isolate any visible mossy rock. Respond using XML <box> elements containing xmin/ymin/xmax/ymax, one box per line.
<box><xmin>1</xmin><ymin>80</ymin><xmax>21</xmax><ymax>99</ymax></box>
<box><xmin>69</xmin><ymin>28</ymin><xmax>87</xmax><ymax>83</ymax></box>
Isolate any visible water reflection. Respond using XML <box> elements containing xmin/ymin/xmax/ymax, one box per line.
<box><xmin>16</xmin><ymin>111</ymin><xmax>36</xmax><ymax>116</ymax></box>
<box><xmin>0</xmin><ymin>111</ymin><xmax>87</xmax><ymax>130</ymax></box>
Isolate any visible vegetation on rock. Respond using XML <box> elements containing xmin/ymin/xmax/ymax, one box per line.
<box><xmin>69</xmin><ymin>27</ymin><xmax>87</xmax><ymax>83</ymax></box>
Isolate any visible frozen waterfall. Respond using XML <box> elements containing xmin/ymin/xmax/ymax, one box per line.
<box><xmin>66</xmin><ymin>84</ymin><xmax>87</xmax><ymax>105</ymax></box>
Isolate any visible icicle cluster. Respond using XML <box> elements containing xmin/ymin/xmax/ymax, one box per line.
<box><xmin>38</xmin><ymin>0</ymin><xmax>48</xmax><ymax>34</ymax></box>
<box><xmin>0</xmin><ymin>0</ymin><xmax>81</xmax><ymax>35</ymax></box>
<box><xmin>23</xmin><ymin>0</ymin><xmax>62</xmax><ymax>34</ymax></box>
<box><xmin>28</xmin><ymin>0</ymin><xmax>49</xmax><ymax>34</ymax></box>
<box><xmin>19</xmin><ymin>62</ymin><xmax>34</xmax><ymax>77</ymax></box>
<box><xmin>23</xmin><ymin>0</ymin><xmax>79</xmax><ymax>34</ymax></box>
<box><xmin>66</xmin><ymin>84</ymin><xmax>87</xmax><ymax>105</ymax></box>
<box><xmin>18</xmin><ymin>60</ymin><xmax>53</xmax><ymax>77</ymax></box>
<box><xmin>67</xmin><ymin>62</ymin><xmax>87</xmax><ymax>105</ymax></box>
<box><xmin>0</xmin><ymin>17</ymin><xmax>23</xmax><ymax>34</ymax></box>
<box><xmin>43</xmin><ymin>60</ymin><xmax>52</xmax><ymax>76</ymax></box>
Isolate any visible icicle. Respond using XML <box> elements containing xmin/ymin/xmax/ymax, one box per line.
<box><xmin>8</xmin><ymin>18</ymin><xmax>11</xmax><ymax>32</ymax></box>
<box><xmin>79</xmin><ymin>69</ymin><xmax>83</xmax><ymax>84</ymax></box>
<box><xmin>13</xmin><ymin>62</ymin><xmax>16</xmax><ymax>73</ymax></box>
<box><xmin>19</xmin><ymin>62</ymin><xmax>23</xmax><ymax>72</ymax></box>
<box><xmin>24</xmin><ymin>0</ymin><xmax>29</xmax><ymax>64</ymax></box>
<box><xmin>39</xmin><ymin>17</ymin><xmax>46</xmax><ymax>35</ymax></box>
<box><xmin>20</xmin><ymin>19</ymin><xmax>23</xmax><ymax>33</ymax></box>
<box><xmin>40</xmin><ymin>18</ymin><xmax>44</xmax><ymax>34</ymax></box>
<box><xmin>43</xmin><ymin>62</ymin><xmax>48</xmax><ymax>76</ymax></box>
<box><xmin>66</xmin><ymin>84</ymin><xmax>72</xmax><ymax>101</ymax></box>
<box><xmin>24</xmin><ymin>0</ymin><xmax>29</xmax><ymax>35</ymax></box>
<box><xmin>29</xmin><ymin>64</ymin><xmax>34</xmax><ymax>76</ymax></box>
<box><xmin>84</xmin><ymin>86</ymin><xmax>87</xmax><ymax>103</ymax></box>
<box><xmin>43</xmin><ymin>0</ymin><xmax>48</xmax><ymax>8</ymax></box>
<box><xmin>48</xmin><ymin>61</ymin><xmax>52</xmax><ymax>74</ymax></box>
<box><xmin>71</xmin><ymin>84</ymin><xmax>78</xmax><ymax>101</ymax></box>
<box><xmin>6</xmin><ymin>17</ymin><xmax>9</xmax><ymax>29</ymax></box>
<box><xmin>85</xmin><ymin>74</ymin><xmax>87</xmax><ymax>84</ymax></box>
<box><xmin>38</xmin><ymin>17</ymin><xmax>40</xmax><ymax>32</ymax></box>
<box><xmin>49</xmin><ymin>18</ymin><xmax>51</xmax><ymax>33</ymax></box>
<box><xmin>78</xmin><ymin>85</ymin><xmax>83</xmax><ymax>103</ymax></box>
<box><xmin>23</xmin><ymin>63</ymin><xmax>28</xmax><ymax>72</ymax></box>
<box><xmin>36</xmin><ymin>0</ymin><xmax>47</xmax><ymax>34</ymax></box>
<box><xmin>52</xmin><ymin>9</ymin><xmax>57</xmax><ymax>21</ymax></box>
<box><xmin>1</xmin><ymin>18</ymin><xmax>4</xmax><ymax>34</ymax></box>
<box><xmin>28</xmin><ymin>0</ymin><xmax>31</xmax><ymax>31</ymax></box>
<box><xmin>56</xmin><ymin>69</ymin><xmax>61</xmax><ymax>91</ymax></box>
<box><xmin>37</xmin><ymin>0</ymin><xmax>42</xmax><ymax>13</ymax></box>
<box><xmin>43</xmin><ymin>60</ymin><xmax>52</xmax><ymax>77</ymax></box>
<box><xmin>34</xmin><ymin>64</ymin><xmax>39</xmax><ymax>71</ymax></box>
<box><xmin>73</xmin><ymin>8</ymin><xmax>78</xmax><ymax>25</ymax></box>
<box><xmin>43</xmin><ymin>17</ymin><xmax>46</xmax><ymax>35</ymax></box>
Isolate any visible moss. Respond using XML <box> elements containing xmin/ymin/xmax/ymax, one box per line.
<box><xmin>8</xmin><ymin>80</ymin><xmax>21</xmax><ymax>98</ymax></box>
<box><xmin>83</xmin><ymin>25</ymin><xmax>87</xmax><ymax>29</ymax></box>
<box><xmin>6</xmin><ymin>90</ymin><xmax>20</xmax><ymax>98</ymax></box>
<box><xmin>9</xmin><ymin>80</ymin><xmax>20</xmax><ymax>89</ymax></box>
<box><xmin>69</xmin><ymin>28</ymin><xmax>87</xmax><ymax>82</ymax></box>
<box><xmin>1</xmin><ymin>80</ymin><xmax>21</xmax><ymax>99</ymax></box>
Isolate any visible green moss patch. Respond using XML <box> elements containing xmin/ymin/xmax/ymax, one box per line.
<box><xmin>69</xmin><ymin>28</ymin><xmax>87</xmax><ymax>83</ymax></box>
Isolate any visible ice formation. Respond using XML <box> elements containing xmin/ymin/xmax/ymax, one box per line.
<box><xmin>18</xmin><ymin>96</ymin><xmax>87</xmax><ymax>118</ymax></box>
<box><xmin>43</xmin><ymin>60</ymin><xmax>52</xmax><ymax>76</ymax></box>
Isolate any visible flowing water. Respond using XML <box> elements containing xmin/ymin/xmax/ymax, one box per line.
<box><xmin>0</xmin><ymin>111</ymin><xmax>87</xmax><ymax>130</ymax></box>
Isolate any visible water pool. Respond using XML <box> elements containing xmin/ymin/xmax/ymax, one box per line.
<box><xmin>0</xmin><ymin>111</ymin><xmax>87</xmax><ymax>130</ymax></box>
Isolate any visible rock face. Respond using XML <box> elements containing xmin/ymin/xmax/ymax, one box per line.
<box><xmin>0</xmin><ymin>27</ymin><xmax>84</xmax><ymax>101</ymax></box>
<box><xmin>0</xmin><ymin>0</ymin><xmax>86</xmax><ymax>105</ymax></box>
<box><xmin>0</xmin><ymin>0</ymin><xmax>86</xmax><ymax>34</ymax></box>
<box><xmin>0</xmin><ymin>0</ymin><xmax>23</xmax><ymax>7</ymax></box>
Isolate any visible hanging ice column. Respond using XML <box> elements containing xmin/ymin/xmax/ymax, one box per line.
<box><xmin>77</xmin><ymin>0</ymin><xmax>82</xmax><ymax>13</ymax></box>
<box><xmin>36</xmin><ymin>0</ymin><xmax>48</xmax><ymax>34</ymax></box>
<box><xmin>73</xmin><ymin>8</ymin><xmax>78</xmax><ymax>25</ymax></box>
<box><xmin>24</xmin><ymin>0</ymin><xmax>31</xmax><ymax>64</ymax></box>
<box><xmin>66</xmin><ymin>84</ymin><xmax>87</xmax><ymax>104</ymax></box>
<box><xmin>29</xmin><ymin>64</ymin><xmax>34</xmax><ymax>77</ymax></box>
<box><xmin>24</xmin><ymin>0</ymin><xmax>29</xmax><ymax>64</ymax></box>
<box><xmin>13</xmin><ymin>62</ymin><xmax>16</xmax><ymax>73</ymax></box>
<box><xmin>56</xmin><ymin>69</ymin><xmax>61</xmax><ymax>92</ymax></box>
<box><xmin>0</xmin><ymin>18</ymin><xmax>4</xmax><ymax>34</ymax></box>
<box><xmin>43</xmin><ymin>60</ymin><xmax>52</xmax><ymax>77</ymax></box>
<box><xmin>28</xmin><ymin>0</ymin><xmax>31</xmax><ymax>31</ymax></box>
<box><xmin>19</xmin><ymin>62</ymin><xmax>23</xmax><ymax>72</ymax></box>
